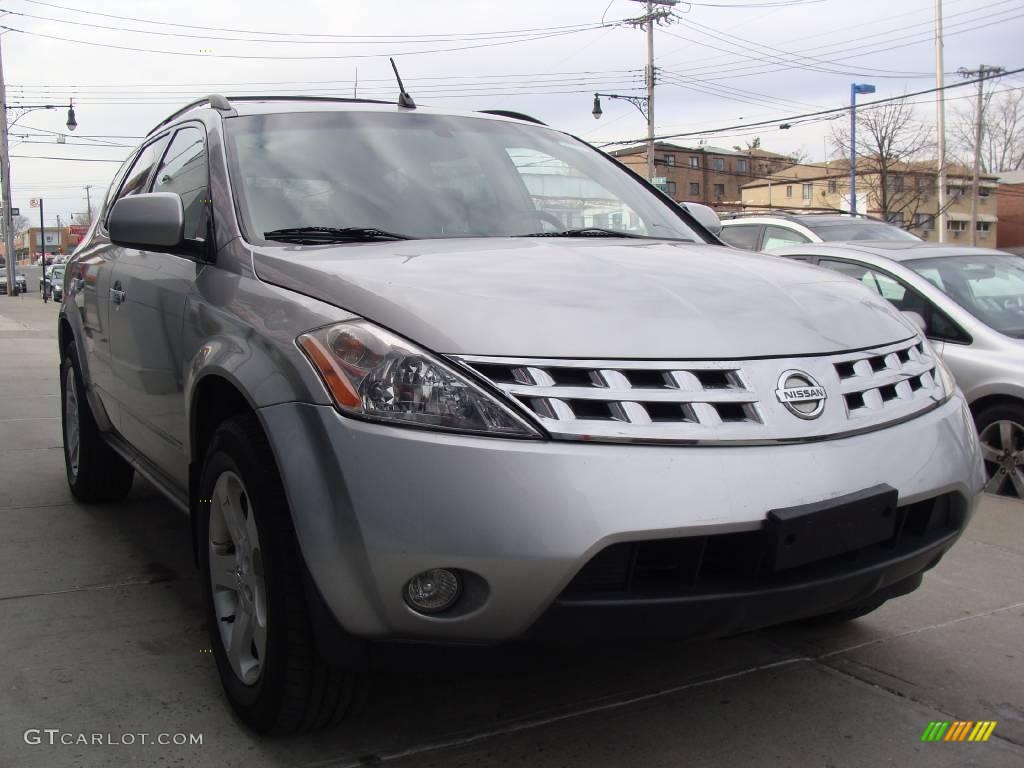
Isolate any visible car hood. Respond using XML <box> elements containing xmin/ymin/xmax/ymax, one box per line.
<box><xmin>252</xmin><ymin>238</ymin><xmax>917</xmax><ymax>358</ymax></box>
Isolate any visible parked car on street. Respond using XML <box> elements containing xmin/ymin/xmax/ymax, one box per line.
<box><xmin>40</xmin><ymin>264</ymin><xmax>63</xmax><ymax>293</ymax></box>
<box><xmin>58</xmin><ymin>95</ymin><xmax>984</xmax><ymax>734</ymax></box>
<box><xmin>773</xmin><ymin>241</ymin><xmax>1024</xmax><ymax>497</ymax></box>
<box><xmin>0</xmin><ymin>266</ymin><xmax>27</xmax><ymax>295</ymax></box>
<box><xmin>49</xmin><ymin>265</ymin><xmax>66</xmax><ymax>301</ymax></box>
<box><xmin>719</xmin><ymin>213</ymin><xmax>921</xmax><ymax>251</ymax></box>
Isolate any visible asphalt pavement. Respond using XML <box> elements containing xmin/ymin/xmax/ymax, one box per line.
<box><xmin>1</xmin><ymin>293</ymin><xmax>1022</xmax><ymax>768</ymax></box>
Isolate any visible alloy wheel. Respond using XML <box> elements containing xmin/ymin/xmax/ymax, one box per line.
<box><xmin>979</xmin><ymin>419</ymin><xmax>1024</xmax><ymax>498</ymax></box>
<box><xmin>208</xmin><ymin>471</ymin><xmax>268</xmax><ymax>685</ymax></box>
<box><xmin>64</xmin><ymin>366</ymin><xmax>80</xmax><ymax>478</ymax></box>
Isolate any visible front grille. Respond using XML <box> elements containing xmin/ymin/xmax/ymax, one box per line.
<box><xmin>562</xmin><ymin>493</ymin><xmax>962</xmax><ymax>600</ymax></box>
<box><xmin>833</xmin><ymin>340</ymin><xmax>937</xmax><ymax>418</ymax></box>
<box><xmin>453</xmin><ymin>337</ymin><xmax>942</xmax><ymax>444</ymax></box>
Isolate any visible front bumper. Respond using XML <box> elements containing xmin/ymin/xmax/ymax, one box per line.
<box><xmin>259</xmin><ymin>391</ymin><xmax>984</xmax><ymax>643</ymax></box>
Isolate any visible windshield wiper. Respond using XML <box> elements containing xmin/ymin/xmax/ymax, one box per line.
<box><xmin>519</xmin><ymin>227</ymin><xmax>647</xmax><ymax>239</ymax></box>
<box><xmin>263</xmin><ymin>226</ymin><xmax>413</xmax><ymax>243</ymax></box>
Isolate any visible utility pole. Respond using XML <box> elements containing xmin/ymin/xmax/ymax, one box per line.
<box><xmin>959</xmin><ymin>64</ymin><xmax>1004</xmax><ymax>246</ymax></box>
<box><xmin>83</xmin><ymin>185</ymin><xmax>93</xmax><ymax>221</ymax></box>
<box><xmin>935</xmin><ymin>0</ymin><xmax>947</xmax><ymax>243</ymax></box>
<box><xmin>645</xmin><ymin>0</ymin><xmax>656</xmax><ymax>181</ymax></box>
<box><xmin>0</xmin><ymin>36</ymin><xmax>15</xmax><ymax>299</ymax></box>
<box><xmin>627</xmin><ymin>0</ymin><xmax>676</xmax><ymax>181</ymax></box>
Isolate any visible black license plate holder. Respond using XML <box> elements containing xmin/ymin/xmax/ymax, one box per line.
<box><xmin>766</xmin><ymin>484</ymin><xmax>898</xmax><ymax>571</ymax></box>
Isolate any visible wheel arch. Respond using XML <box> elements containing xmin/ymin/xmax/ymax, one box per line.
<box><xmin>967</xmin><ymin>391</ymin><xmax>1024</xmax><ymax>421</ymax></box>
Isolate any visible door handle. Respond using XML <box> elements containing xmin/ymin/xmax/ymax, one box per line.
<box><xmin>110</xmin><ymin>287</ymin><xmax>126</xmax><ymax>305</ymax></box>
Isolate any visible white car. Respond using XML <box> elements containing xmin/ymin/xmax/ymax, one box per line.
<box><xmin>720</xmin><ymin>213</ymin><xmax>921</xmax><ymax>251</ymax></box>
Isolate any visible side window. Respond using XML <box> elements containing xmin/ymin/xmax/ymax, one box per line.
<box><xmin>114</xmin><ymin>140</ymin><xmax>164</xmax><ymax>205</ymax></box>
<box><xmin>719</xmin><ymin>224</ymin><xmax>761</xmax><ymax>250</ymax></box>
<box><xmin>101</xmin><ymin>155</ymin><xmax>136</xmax><ymax>224</ymax></box>
<box><xmin>762</xmin><ymin>225</ymin><xmax>810</xmax><ymax>251</ymax></box>
<box><xmin>818</xmin><ymin>259</ymin><xmax>969</xmax><ymax>344</ymax></box>
<box><xmin>151</xmin><ymin>126</ymin><xmax>209</xmax><ymax>241</ymax></box>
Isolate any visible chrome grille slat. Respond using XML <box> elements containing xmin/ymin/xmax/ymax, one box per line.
<box><xmin>452</xmin><ymin>337</ymin><xmax>943</xmax><ymax>444</ymax></box>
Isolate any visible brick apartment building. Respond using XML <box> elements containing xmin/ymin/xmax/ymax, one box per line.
<box><xmin>997</xmin><ymin>169</ymin><xmax>1024</xmax><ymax>249</ymax></box>
<box><xmin>609</xmin><ymin>142</ymin><xmax>792</xmax><ymax>208</ymax></box>
<box><xmin>741</xmin><ymin>160</ymin><xmax>1000</xmax><ymax>244</ymax></box>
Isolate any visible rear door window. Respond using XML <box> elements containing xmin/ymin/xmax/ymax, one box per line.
<box><xmin>719</xmin><ymin>224</ymin><xmax>762</xmax><ymax>250</ymax></box>
<box><xmin>762</xmin><ymin>225</ymin><xmax>810</xmax><ymax>250</ymax></box>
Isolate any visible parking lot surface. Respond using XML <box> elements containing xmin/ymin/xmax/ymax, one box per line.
<box><xmin>1</xmin><ymin>293</ymin><xmax>1022</xmax><ymax>768</ymax></box>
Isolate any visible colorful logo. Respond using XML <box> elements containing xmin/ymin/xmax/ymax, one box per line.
<box><xmin>921</xmin><ymin>721</ymin><xmax>997</xmax><ymax>742</ymax></box>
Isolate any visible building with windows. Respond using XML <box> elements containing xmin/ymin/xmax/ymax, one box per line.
<box><xmin>740</xmin><ymin>160</ymin><xmax>999</xmax><ymax>243</ymax></box>
<box><xmin>609</xmin><ymin>142</ymin><xmax>792</xmax><ymax>208</ymax></box>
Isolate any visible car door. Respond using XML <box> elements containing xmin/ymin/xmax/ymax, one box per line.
<box><xmin>71</xmin><ymin>145</ymin><xmax>163</xmax><ymax>429</ymax></box>
<box><xmin>108</xmin><ymin>124</ymin><xmax>211</xmax><ymax>490</ymax></box>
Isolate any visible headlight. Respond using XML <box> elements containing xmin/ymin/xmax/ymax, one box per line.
<box><xmin>921</xmin><ymin>337</ymin><xmax>956</xmax><ymax>401</ymax></box>
<box><xmin>298</xmin><ymin>320</ymin><xmax>541</xmax><ymax>438</ymax></box>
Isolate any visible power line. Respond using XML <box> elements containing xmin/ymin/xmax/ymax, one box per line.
<box><xmin>0</xmin><ymin>23</ymin><xmax>610</xmax><ymax>60</ymax></box>
<box><xmin>10</xmin><ymin>155</ymin><xmax>124</xmax><ymax>162</ymax></box>
<box><xmin>12</xmin><ymin>0</ymin><xmax>621</xmax><ymax>40</ymax></box>
<box><xmin>658</xmin><ymin>0</ymin><xmax>1020</xmax><ymax>79</ymax></box>
<box><xmin>7</xmin><ymin>68</ymin><xmax>642</xmax><ymax>90</ymax></box>
<box><xmin>0</xmin><ymin>6</ymin><xmax>628</xmax><ymax>45</ymax></box>
<box><xmin>656</xmin><ymin>0</ymin><xmax>994</xmax><ymax>73</ymax></box>
<box><xmin>602</xmin><ymin>67</ymin><xmax>1024</xmax><ymax>145</ymax></box>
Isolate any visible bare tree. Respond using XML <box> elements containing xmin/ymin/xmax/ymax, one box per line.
<box><xmin>832</xmin><ymin>97</ymin><xmax>934</xmax><ymax>225</ymax></box>
<box><xmin>951</xmin><ymin>89</ymin><xmax>1024</xmax><ymax>172</ymax></box>
<box><xmin>12</xmin><ymin>213</ymin><xmax>29</xmax><ymax>235</ymax></box>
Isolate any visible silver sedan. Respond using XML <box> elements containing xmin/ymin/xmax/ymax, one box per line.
<box><xmin>774</xmin><ymin>241</ymin><xmax>1024</xmax><ymax>498</ymax></box>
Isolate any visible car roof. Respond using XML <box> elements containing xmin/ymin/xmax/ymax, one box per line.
<box><xmin>721</xmin><ymin>214</ymin><xmax>869</xmax><ymax>225</ymax></box>
<box><xmin>149</xmin><ymin>95</ymin><xmax>549</xmax><ymax>136</ymax></box>
<box><xmin>775</xmin><ymin>241</ymin><xmax>1014</xmax><ymax>262</ymax></box>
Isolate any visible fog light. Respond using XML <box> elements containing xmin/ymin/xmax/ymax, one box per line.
<box><xmin>405</xmin><ymin>568</ymin><xmax>461</xmax><ymax>614</ymax></box>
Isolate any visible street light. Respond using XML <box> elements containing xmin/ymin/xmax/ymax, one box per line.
<box><xmin>849</xmin><ymin>83</ymin><xmax>875</xmax><ymax>216</ymax></box>
<box><xmin>591</xmin><ymin>92</ymin><xmax>654</xmax><ymax>179</ymax></box>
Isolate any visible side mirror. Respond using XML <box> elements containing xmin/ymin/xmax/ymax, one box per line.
<box><xmin>902</xmin><ymin>310</ymin><xmax>927</xmax><ymax>333</ymax></box>
<box><xmin>682</xmin><ymin>202</ymin><xmax>723</xmax><ymax>237</ymax></box>
<box><xmin>109</xmin><ymin>193</ymin><xmax>185</xmax><ymax>251</ymax></box>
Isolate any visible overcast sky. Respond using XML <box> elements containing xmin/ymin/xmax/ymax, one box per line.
<box><xmin>3</xmin><ymin>0</ymin><xmax>1020</xmax><ymax>225</ymax></box>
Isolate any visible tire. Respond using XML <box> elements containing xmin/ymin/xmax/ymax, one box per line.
<box><xmin>800</xmin><ymin>597</ymin><xmax>887</xmax><ymax>626</ymax></box>
<box><xmin>973</xmin><ymin>402</ymin><xmax>1024</xmax><ymax>499</ymax></box>
<box><xmin>197</xmin><ymin>413</ymin><xmax>365</xmax><ymax>734</ymax></box>
<box><xmin>60</xmin><ymin>343</ymin><xmax>134</xmax><ymax>503</ymax></box>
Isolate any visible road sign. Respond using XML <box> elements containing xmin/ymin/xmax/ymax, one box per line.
<box><xmin>29</xmin><ymin>198</ymin><xmax>40</xmax><ymax>208</ymax></box>
<box><xmin>10</xmin><ymin>207</ymin><xmax>18</xmax><ymax>215</ymax></box>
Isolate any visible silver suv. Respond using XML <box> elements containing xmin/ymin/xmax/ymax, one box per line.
<box><xmin>59</xmin><ymin>95</ymin><xmax>984</xmax><ymax>734</ymax></box>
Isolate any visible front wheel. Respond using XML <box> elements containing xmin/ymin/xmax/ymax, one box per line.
<box><xmin>198</xmin><ymin>413</ymin><xmax>364</xmax><ymax>734</ymax></box>
<box><xmin>974</xmin><ymin>403</ymin><xmax>1024</xmax><ymax>498</ymax></box>
<box><xmin>60</xmin><ymin>343</ymin><xmax>134</xmax><ymax>502</ymax></box>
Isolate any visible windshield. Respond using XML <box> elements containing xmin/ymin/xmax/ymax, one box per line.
<box><xmin>907</xmin><ymin>254</ymin><xmax>1024</xmax><ymax>338</ymax></box>
<box><xmin>224</xmin><ymin>111</ymin><xmax>702</xmax><ymax>242</ymax></box>
<box><xmin>803</xmin><ymin>219</ymin><xmax>920</xmax><ymax>242</ymax></box>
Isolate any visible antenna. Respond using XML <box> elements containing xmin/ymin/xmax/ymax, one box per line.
<box><xmin>389</xmin><ymin>58</ymin><xmax>416</xmax><ymax>109</ymax></box>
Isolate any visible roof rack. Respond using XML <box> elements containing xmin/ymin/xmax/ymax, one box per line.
<box><xmin>146</xmin><ymin>94</ymin><xmax>236</xmax><ymax>136</ymax></box>
<box><xmin>145</xmin><ymin>94</ymin><xmax>399</xmax><ymax>137</ymax></box>
<box><xmin>478</xmin><ymin>109</ymin><xmax>547</xmax><ymax>126</ymax></box>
